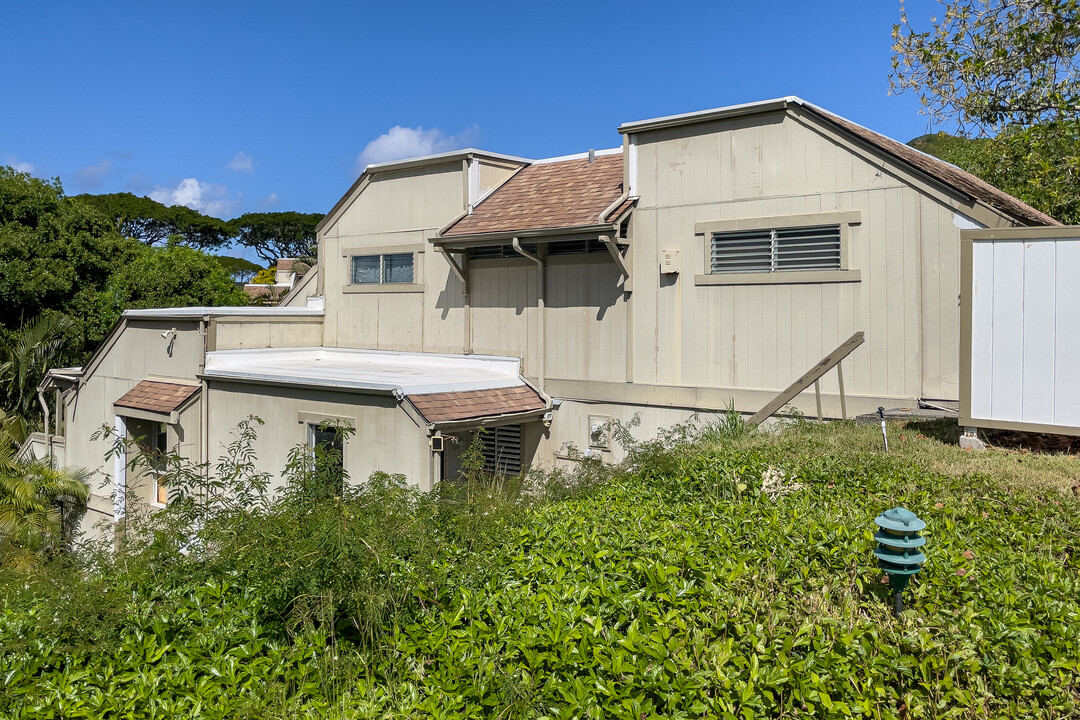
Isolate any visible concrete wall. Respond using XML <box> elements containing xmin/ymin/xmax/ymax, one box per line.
<box><xmin>62</xmin><ymin>319</ymin><xmax>206</xmax><ymax>541</ymax></box>
<box><xmin>212</xmin><ymin>316</ymin><xmax>324</xmax><ymax>350</ymax></box>
<box><xmin>205</xmin><ymin>381</ymin><xmax>433</xmax><ymax>492</ymax></box>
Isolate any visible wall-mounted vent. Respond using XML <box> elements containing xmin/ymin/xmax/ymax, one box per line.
<box><xmin>661</xmin><ymin>250</ymin><xmax>679</xmax><ymax>274</ymax></box>
<box><xmin>479</xmin><ymin>424</ymin><xmax>522</xmax><ymax>474</ymax></box>
<box><xmin>710</xmin><ymin>225</ymin><xmax>840</xmax><ymax>274</ymax></box>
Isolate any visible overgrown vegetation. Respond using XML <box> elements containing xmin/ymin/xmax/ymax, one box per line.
<box><xmin>2</xmin><ymin>417</ymin><xmax>1078</xmax><ymax>718</ymax></box>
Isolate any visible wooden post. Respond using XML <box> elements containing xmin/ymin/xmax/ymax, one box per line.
<box><xmin>814</xmin><ymin>380</ymin><xmax>823</xmax><ymax>422</ymax></box>
<box><xmin>746</xmin><ymin>331</ymin><xmax>865</xmax><ymax>427</ymax></box>
<box><xmin>837</xmin><ymin>361</ymin><xmax>848</xmax><ymax>420</ymax></box>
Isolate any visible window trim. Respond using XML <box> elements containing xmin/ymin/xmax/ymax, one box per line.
<box><xmin>342</xmin><ymin>244</ymin><xmax>423</xmax><ymax>292</ymax></box>
<box><xmin>694</xmin><ymin>211</ymin><xmax>861</xmax><ymax>286</ymax></box>
<box><xmin>147</xmin><ymin>421</ymin><xmax>169</xmax><ymax>508</ymax></box>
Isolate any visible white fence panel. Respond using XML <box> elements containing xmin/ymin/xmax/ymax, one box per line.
<box><xmin>962</xmin><ymin>228</ymin><xmax>1080</xmax><ymax>435</ymax></box>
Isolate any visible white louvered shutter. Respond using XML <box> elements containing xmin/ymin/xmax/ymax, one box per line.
<box><xmin>710</xmin><ymin>229</ymin><xmax>773</xmax><ymax>273</ymax></box>
<box><xmin>773</xmin><ymin>225</ymin><xmax>841</xmax><ymax>271</ymax></box>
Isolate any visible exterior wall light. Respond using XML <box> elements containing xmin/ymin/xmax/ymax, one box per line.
<box><xmin>873</xmin><ymin>507</ymin><xmax>926</xmax><ymax>616</ymax></box>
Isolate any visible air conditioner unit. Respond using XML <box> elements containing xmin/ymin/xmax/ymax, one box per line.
<box><xmin>660</xmin><ymin>250</ymin><xmax>679</xmax><ymax>274</ymax></box>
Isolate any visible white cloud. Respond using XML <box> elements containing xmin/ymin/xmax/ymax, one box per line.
<box><xmin>74</xmin><ymin>160</ymin><xmax>112</xmax><ymax>190</ymax></box>
<box><xmin>3</xmin><ymin>155</ymin><xmax>36</xmax><ymax>174</ymax></box>
<box><xmin>150</xmin><ymin>178</ymin><xmax>243</xmax><ymax>217</ymax></box>
<box><xmin>259</xmin><ymin>192</ymin><xmax>280</xmax><ymax>209</ymax></box>
<box><xmin>228</xmin><ymin>151</ymin><xmax>253</xmax><ymax>172</ymax></box>
<box><xmin>355</xmin><ymin>125</ymin><xmax>479</xmax><ymax>173</ymax></box>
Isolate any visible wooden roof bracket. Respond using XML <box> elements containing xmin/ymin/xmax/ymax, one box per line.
<box><xmin>600</xmin><ymin>234</ymin><xmax>630</xmax><ymax>285</ymax></box>
<box><xmin>437</xmin><ymin>246</ymin><xmax>469</xmax><ymax>292</ymax></box>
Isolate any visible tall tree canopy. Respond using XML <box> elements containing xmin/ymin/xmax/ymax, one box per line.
<box><xmin>93</xmin><ymin>244</ymin><xmax>249</xmax><ymax>339</ymax></box>
<box><xmin>893</xmin><ymin>0</ymin><xmax>1080</xmax><ymax>223</ymax></box>
<box><xmin>76</xmin><ymin>192</ymin><xmax>231</xmax><ymax>250</ymax></box>
<box><xmin>1</xmin><ymin>167</ymin><xmax>250</xmax><ymax>431</ymax></box>
<box><xmin>0</xmin><ymin>167</ymin><xmax>141</xmax><ymax>333</ymax></box>
<box><xmin>228</xmin><ymin>211</ymin><xmax>322</xmax><ymax>264</ymax></box>
<box><xmin>891</xmin><ymin>0</ymin><xmax>1080</xmax><ymax>132</ymax></box>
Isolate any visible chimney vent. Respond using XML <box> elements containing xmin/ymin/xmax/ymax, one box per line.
<box><xmin>588</xmin><ymin>149</ymin><xmax>595</xmax><ymax>163</ymax></box>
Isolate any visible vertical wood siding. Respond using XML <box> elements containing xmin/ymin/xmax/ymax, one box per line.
<box><xmin>970</xmin><ymin>237</ymin><xmax>1080</xmax><ymax>427</ymax></box>
<box><xmin>632</xmin><ymin>112</ymin><xmax>974</xmax><ymax>401</ymax></box>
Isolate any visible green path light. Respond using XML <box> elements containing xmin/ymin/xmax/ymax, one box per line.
<box><xmin>873</xmin><ymin>507</ymin><xmax>926</xmax><ymax>616</ymax></box>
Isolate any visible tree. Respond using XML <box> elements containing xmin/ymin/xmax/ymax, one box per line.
<box><xmin>228</xmin><ymin>211</ymin><xmax>322</xmax><ymax>265</ymax></box>
<box><xmin>0</xmin><ymin>314</ymin><xmax>78</xmax><ymax>426</ymax></box>
<box><xmin>892</xmin><ymin>1</ymin><xmax>1080</xmax><ymax>224</ymax></box>
<box><xmin>892</xmin><ymin>0</ymin><xmax>1080</xmax><ymax>132</ymax></box>
<box><xmin>910</xmin><ymin>126</ymin><xmax>1080</xmax><ymax>223</ymax></box>
<box><xmin>94</xmin><ymin>244</ymin><xmax>248</xmax><ymax>334</ymax></box>
<box><xmin>76</xmin><ymin>193</ymin><xmax>231</xmax><ymax>250</ymax></box>
<box><xmin>0</xmin><ymin>166</ymin><xmax>142</xmax><ymax>337</ymax></box>
<box><xmin>0</xmin><ymin>443</ymin><xmax>89</xmax><ymax>572</ymax></box>
<box><xmin>214</xmin><ymin>255</ymin><xmax>263</xmax><ymax>284</ymax></box>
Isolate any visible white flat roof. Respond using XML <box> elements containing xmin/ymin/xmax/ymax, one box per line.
<box><xmin>123</xmin><ymin>307</ymin><xmax>324</xmax><ymax>319</ymax></box>
<box><xmin>203</xmin><ymin>347</ymin><xmax>526</xmax><ymax>395</ymax></box>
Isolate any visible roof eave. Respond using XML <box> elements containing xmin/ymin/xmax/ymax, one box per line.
<box><xmin>433</xmin><ymin>223</ymin><xmax>616</xmax><ymax>248</ymax></box>
<box><xmin>426</xmin><ymin>406</ymin><xmax>550</xmax><ymax>432</ymax></box>
<box><xmin>618</xmin><ymin>97</ymin><xmax>797</xmax><ymax>134</ymax></box>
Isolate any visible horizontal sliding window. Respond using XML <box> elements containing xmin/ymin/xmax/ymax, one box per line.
<box><xmin>350</xmin><ymin>253</ymin><xmax>414</xmax><ymax>284</ymax></box>
<box><xmin>710</xmin><ymin>225</ymin><xmax>840</xmax><ymax>274</ymax></box>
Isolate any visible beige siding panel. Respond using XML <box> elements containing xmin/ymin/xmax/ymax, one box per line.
<box><xmin>207</xmin><ymin>383</ymin><xmax>430</xmax><ymax>493</ymax></box>
<box><xmin>627</xmin><ymin>109</ymin><xmax>990</xmax><ymax>404</ymax></box>
<box><xmin>423</xmin><ymin>257</ymin><xmax>466</xmax><ymax>354</ymax></box>
<box><xmin>329</xmin><ymin>164</ymin><xmax>465</xmax><ymax>237</ymax></box>
<box><xmin>477</xmin><ymin>160</ymin><xmax>520</xmax><ymax>201</ymax></box>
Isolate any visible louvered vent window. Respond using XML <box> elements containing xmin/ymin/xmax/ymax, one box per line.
<box><xmin>479</xmin><ymin>424</ymin><xmax>522</xmax><ymax>474</ymax></box>
<box><xmin>710</xmin><ymin>225</ymin><xmax>841</xmax><ymax>274</ymax></box>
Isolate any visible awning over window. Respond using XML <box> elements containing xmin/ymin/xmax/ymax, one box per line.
<box><xmin>114</xmin><ymin>380</ymin><xmax>200</xmax><ymax>421</ymax></box>
<box><xmin>406</xmin><ymin>385</ymin><xmax>546</xmax><ymax>425</ymax></box>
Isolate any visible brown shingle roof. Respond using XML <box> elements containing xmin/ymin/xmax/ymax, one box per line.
<box><xmin>114</xmin><ymin>381</ymin><xmax>200</xmax><ymax>415</ymax></box>
<box><xmin>407</xmin><ymin>385</ymin><xmax>546</xmax><ymax>424</ymax></box>
<box><xmin>802</xmin><ymin>105</ymin><xmax>1060</xmax><ymax>226</ymax></box>
<box><xmin>443</xmin><ymin>154</ymin><xmax>626</xmax><ymax>236</ymax></box>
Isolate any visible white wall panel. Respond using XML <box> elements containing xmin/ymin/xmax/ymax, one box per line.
<box><xmin>968</xmin><ymin>235</ymin><xmax>1080</xmax><ymax>431</ymax></box>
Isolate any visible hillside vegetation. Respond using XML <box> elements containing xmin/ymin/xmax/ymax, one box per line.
<box><xmin>2</xmin><ymin>418</ymin><xmax>1078</xmax><ymax>719</ymax></box>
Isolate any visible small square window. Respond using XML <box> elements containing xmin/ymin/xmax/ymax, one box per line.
<box><xmin>382</xmin><ymin>253</ymin><xmax>414</xmax><ymax>283</ymax></box>
<box><xmin>589</xmin><ymin>416</ymin><xmax>610</xmax><ymax>450</ymax></box>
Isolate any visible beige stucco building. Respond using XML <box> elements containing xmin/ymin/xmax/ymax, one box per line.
<box><xmin>35</xmin><ymin>97</ymin><xmax>1057</xmax><ymax>538</ymax></box>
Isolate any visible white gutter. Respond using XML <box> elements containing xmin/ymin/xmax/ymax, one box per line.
<box><xmin>123</xmin><ymin>306</ymin><xmax>323</xmax><ymax>319</ymax></box>
<box><xmin>512</xmin><ymin>237</ymin><xmax>545</xmax><ymax>394</ymax></box>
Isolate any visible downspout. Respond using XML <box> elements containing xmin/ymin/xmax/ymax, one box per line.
<box><xmin>512</xmin><ymin>237</ymin><xmax>545</xmax><ymax>394</ymax></box>
<box><xmin>200</xmin><ymin>317</ymin><xmax>210</xmax><ymax>484</ymax></box>
<box><xmin>37</xmin><ymin>386</ymin><xmax>52</xmax><ymax>462</ymax></box>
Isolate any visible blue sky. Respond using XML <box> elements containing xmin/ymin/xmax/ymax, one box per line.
<box><xmin>2</xmin><ymin>0</ymin><xmax>943</xmax><ymax>233</ymax></box>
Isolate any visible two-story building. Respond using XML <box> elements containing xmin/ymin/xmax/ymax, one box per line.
<box><xmin>38</xmin><ymin>97</ymin><xmax>1057</xmax><ymax>538</ymax></box>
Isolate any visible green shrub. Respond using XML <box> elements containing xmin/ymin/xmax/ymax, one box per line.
<box><xmin>3</xmin><ymin>420</ymin><xmax>1078</xmax><ymax>718</ymax></box>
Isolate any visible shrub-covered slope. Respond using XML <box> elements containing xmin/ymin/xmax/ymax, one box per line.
<box><xmin>2</xmin><ymin>420</ymin><xmax>1078</xmax><ymax>718</ymax></box>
